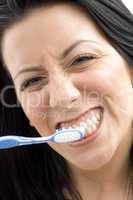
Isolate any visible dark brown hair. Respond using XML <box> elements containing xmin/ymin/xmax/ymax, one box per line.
<box><xmin>0</xmin><ymin>1</ymin><xmax>133</xmax><ymax>199</ymax></box>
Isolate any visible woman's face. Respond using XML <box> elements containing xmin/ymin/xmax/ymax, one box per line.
<box><xmin>2</xmin><ymin>2</ymin><xmax>133</xmax><ymax>170</ymax></box>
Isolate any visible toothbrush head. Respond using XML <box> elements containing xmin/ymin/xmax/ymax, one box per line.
<box><xmin>53</xmin><ymin>128</ymin><xmax>86</xmax><ymax>144</ymax></box>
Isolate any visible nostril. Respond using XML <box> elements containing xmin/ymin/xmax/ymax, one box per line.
<box><xmin>71</xmin><ymin>96</ymin><xmax>78</xmax><ymax>102</ymax></box>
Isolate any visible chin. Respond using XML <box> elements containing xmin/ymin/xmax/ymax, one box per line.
<box><xmin>69</xmin><ymin>145</ymin><xmax>117</xmax><ymax>171</ymax></box>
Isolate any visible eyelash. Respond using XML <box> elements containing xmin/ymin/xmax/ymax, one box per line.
<box><xmin>20</xmin><ymin>76</ymin><xmax>45</xmax><ymax>91</ymax></box>
<box><xmin>20</xmin><ymin>54</ymin><xmax>96</xmax><ymax>91</ymax></box>
<box><xmin>70</xmin><ymin>54</ymin><xmax>96</xmax><ymax>66</ymax></box>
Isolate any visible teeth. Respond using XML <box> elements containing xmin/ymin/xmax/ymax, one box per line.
<box><xmin>91</xmin><ymin>116</ymin><xmax>99</xmax><ymax>124</ymax></box>
<box><xmin>77</xmin><ymin>126</ymin><xmax>86</xmax><ymax>134</ymax></box>
<box><xmin>96</xmin><ymin>113</ymin><xmax>101</xmax><ymax>120</ymax></box>
<box><xmin>85</xmin><ymin>125</ymin><xmax>92</xmax><ymax>134</ymax></box>
<box><xmin>72</xmin><ymin>124</ymin><xmax>85</xmax><ymax>133</ymax></box>
<box><xmin>77</xmin><ymin>120</ymin><xmax>99</xmax><ymax>135</ymax></box>
<box><xmin>72</xmin><ymin>124</ymin><xmax>77</xmax><ymax>128</ymax></box>
<box><xmin>91</xmin><ymin>123</ymin><xmax>97</xmax><ymax>131</ymax></box>
<box><xmin>87</xmin><ymin>118</ymin><xmax>91</xmax><ymax>125</ymax></box>
<box><xmin>80</xmin><ymin>122</ymin><xmax>87</xmax><ymax>128</ymax></box>
<box><xmin>58</xmin><ymin>109</ymin><xmax>102</xmax><ymax>136</ymax></box>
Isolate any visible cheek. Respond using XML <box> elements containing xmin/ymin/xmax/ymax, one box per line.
<box><xmin>20</xmin><ymin>90</ymin><xmax>48</xmax><ymax>115</ymax></box>
<box><xmin>76</xmin><ymin>65</ymin><xmax>133</xmax><ymax>119</ymax></box>
<box><xmin>19</xmin><ymin>92</ymin><xmax>51</xmax><ymax>135</ymax></box>
<box><xmin>75</xmin><ymin>67</ymin><xmax>116</xmax><ymax>101</ymax></box>
<box><xmin>20</xmin><ymin>93</ymin><xmax>41</xmax><ymax>117</ymax></box>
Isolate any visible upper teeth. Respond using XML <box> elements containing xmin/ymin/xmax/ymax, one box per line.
<box><xmin>58</xmin><ymin>109</ymin><xmax>102</xmax><ymax>136</ymax></box>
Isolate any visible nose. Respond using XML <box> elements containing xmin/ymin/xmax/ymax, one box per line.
<box><xmin>48</xmin><ymin>74</ymin><xmax>80</xmax><ymax>109</ymax></box>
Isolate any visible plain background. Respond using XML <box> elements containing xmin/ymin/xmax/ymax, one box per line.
<box><xmin>122</xmin><ymin>0</ymin><xmax>133</xmax><ymax>14</ymax></box>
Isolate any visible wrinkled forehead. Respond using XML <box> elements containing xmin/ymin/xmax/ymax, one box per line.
<box><xmin>1</xmin><ymin>1</ymin><xmax>117</xmax><ymax>78</ymax></box>
<box><xmin>3</xmin><ymin>5</ymin><xmax>105</xmax><ymax>45</ymax></box>
<box><xmin>2</xmin><ymin>2</ymin><xmax>103</xmax><ymax>46</ymax></box>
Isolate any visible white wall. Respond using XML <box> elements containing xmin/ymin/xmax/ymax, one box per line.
<box><xmin>122</xmin><ymin>0</ymin><xmax>133</xmax><ymax>14</ymax></box>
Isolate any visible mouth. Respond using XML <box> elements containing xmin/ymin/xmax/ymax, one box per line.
<box><xmin>55</xmin><ymin>106</ymin><xmax>103</xmax><ymax>140</ymax></box>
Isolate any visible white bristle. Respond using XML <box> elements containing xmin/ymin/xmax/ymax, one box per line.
<box><xmin>54</xmin><ymin>130</ymin><xmax>83</xmax><ymax>143</ymax></box>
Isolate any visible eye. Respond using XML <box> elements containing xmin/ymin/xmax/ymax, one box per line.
<box><xmin>20</xmin><ymin>76</ymin><xmax>46</xmax><ymax>91</ymax></box>
<box><xmin>71</xmin><ymin>55</ymin><xmax>95</xmax><ymax>66</ymax></box>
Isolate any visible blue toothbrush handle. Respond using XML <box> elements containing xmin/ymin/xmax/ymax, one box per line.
<box><xmin>0</xmin><ymin>135</ymin><xmax>53</xmax><ymax>149</ymax></box>
<box><xmin>0</xmin><ymin>136</ymin><xmax>35</xmax><ymax>149</ymax></box>
<box><xmin>0</xmin><ymin>136</ymin><xmax>20</xmax><ymax>149</ymax></box>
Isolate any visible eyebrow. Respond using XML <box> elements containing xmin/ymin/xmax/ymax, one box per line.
<box><xmin>14</xmin><ymin>65</ymin><xmax>44</xmax><ymax>80</ymax></box>
<box><xmin>61</xmin><ymin>39</ymin><xmax>89</xmax><ymax>58</ymax></box>
<box><xmin>14</xmin><ymin>39</ymin><xmax>92</xmax><ymax>80</ymax></box>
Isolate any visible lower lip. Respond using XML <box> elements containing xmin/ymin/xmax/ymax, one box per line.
<box><xmin>68</xmin><ymin>111</ymin><xmax>103</xmax><ymax>147</ymax></box>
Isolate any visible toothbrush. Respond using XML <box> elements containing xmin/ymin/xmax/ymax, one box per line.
<box><xmin>0</xmin><ymin>128</ymin><xmax>85</xmax><ymax>149</ymax></box>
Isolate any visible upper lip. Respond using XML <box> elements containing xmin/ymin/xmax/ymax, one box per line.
<box><xmin>54</xmin><ymin>106</ymin><xmax>103</xmax><ymax>130</ymax></box>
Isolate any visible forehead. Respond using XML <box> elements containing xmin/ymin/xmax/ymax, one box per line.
<box><xmin>2</xmin><ymin>1</ymin><xmax>108</xmax><ymax>76</ymax></box>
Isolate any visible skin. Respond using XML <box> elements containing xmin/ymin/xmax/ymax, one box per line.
<box><xmin>1</xmin><ymin>2</ymin><xmax>133</xmax><ymax>199</ymax></box>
